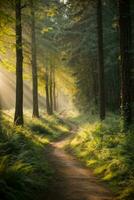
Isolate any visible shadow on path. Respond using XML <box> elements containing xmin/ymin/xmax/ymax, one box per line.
<box><xmin>44</xmin><ymin>124</ymin><xmax>115</xmax><ymax>200</ymax></box>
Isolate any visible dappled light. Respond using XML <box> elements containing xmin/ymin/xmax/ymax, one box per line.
<box><xmin>0</xmin><ymin>67</ymin><xmax>45</xmax><ymax>110</ymax></box>
<box><xmin>0</xmin><ymin>0</ymin><xmax>134</xmax><ymax>200</ymax></box>
<box><xmin>0</xmin><ymin>66</ymin><xmax>75</xmax><ymax>113</ymax></box>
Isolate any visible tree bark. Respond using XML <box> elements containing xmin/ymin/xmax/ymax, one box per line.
<box><xmin>30</xmin><ymin>0</ymin><xmax>39</xmax><ymax>118</ymax></box>
<box><xmin>53</xmin><ymin>66</ymin><xmax>57</xmax><ymax>111</ymax></box>
<box><xmin>49</xmin><ymin>64</ymin><xmax>53</xmax><ymax>115</ymax></box>
<box><xmin>14</xmin><ymin>0</ymin><xmax>23</xmax><ymax>126</ymax></box>
<box><xmin>45</xmin><ymin>64</ymin><xmax>51</xmax><ymax>114</ymax></box>
<box><xmin>118</xmin><ymin>0</ymin><xmax>132</xmax><ymax>129</ymax></box>
<box><xmin>97</xmin><ymin>0</ymin><xmax>105</xmax><ymax>120</ymax></box>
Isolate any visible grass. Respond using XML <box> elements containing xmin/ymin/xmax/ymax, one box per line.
<box><xmin>0</xmin><ymin>111</ymin><xmax>70</xmax><ymax>200</ymax></box>
<box><xmin>27</xmin><ymin>115</ymin><xmax>69</xmax><ymax>140</ymax></box>
<box><xmin>1</xmin><ymin>110</ymin><xmax>133</xmax><ymax>200</ymax></box>
<box><xmin>66</xmin><ymin>113</ymin><xmax>134</xmax><ymax>200</ymax></box>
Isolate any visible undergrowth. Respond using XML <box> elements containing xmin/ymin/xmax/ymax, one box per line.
<box><xmin>0</xmin><ymin>112</ymin><xmax>69</xmax><ymax>200</ymax></box>
<box><xmin>66</xmin><ymin>114</ymin><xmax>134</xmax><ymax>200</ymax></box>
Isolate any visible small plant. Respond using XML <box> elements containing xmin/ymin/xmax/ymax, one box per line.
<box><xmin>0</xmin><ymin>113</ymin><xmax>56</xmax><ymax>200</ymax></box>
<box><xmin>67</xmin><ymin>114</ymin><xmax>134</xmax><ymax>199</ymax></box>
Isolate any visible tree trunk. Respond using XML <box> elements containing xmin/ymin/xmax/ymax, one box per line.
<box><xmin>14</xmin><ymin>0</ymin><xmax>23</xmax><ymax>126</ymax></box>
<box><xmin>118</xmin><ymin>0</ymin><xmax>132</xmax><ymax>129</ymax></box>
<box><xmin>53</xmin><ymin>66</ymin><xmax>57</xmax><ymax>111</ymax></box>
<box><xmin>97</xmin><ymin>0</ymin><xmax>105</xmax><ymax>120</ymax></box>
<box><xmin>49</xmin><ymin>64</ymin><xmax>53</xmax><ymax>115</ymax></box>
<box><xmin>30</xmin><ymin>0</ymin><xmax>39</xmax><ymax>118</ymax></box>
<box><xmin>45</xmin><ymin>64</ymin><xmax>51</xmax><ymax>114</ymax></box>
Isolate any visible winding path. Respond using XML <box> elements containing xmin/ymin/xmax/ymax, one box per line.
<box><xmin>45</xmin><ymin>126</ymin><xmax>115</xmax><ymax>200</ymax></box>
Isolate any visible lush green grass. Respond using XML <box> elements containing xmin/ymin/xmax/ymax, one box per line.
<box><xmin>0</xmin><ymin>111</ymin><xmax>70</xmax><ymax>200</ymax></box>
<box><xmin>27</xmin><ymin>115</ymin><xmax>70</xmax><ymax>140</ymax></box>
<box><xmin>1</xmin><ymin>111</ymin><xmax>133</xmax><ymax>200</ymax></box>
<box><xmin>66</xmin><ymin>114</ymin><xmax>134</xmax><ymax>200</ymax></box>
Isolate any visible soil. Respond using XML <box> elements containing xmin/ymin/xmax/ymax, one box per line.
<box><xmin>44</xmin><ymin>125</ymin><xmax>115</xmax><ymax>200</ymax></box>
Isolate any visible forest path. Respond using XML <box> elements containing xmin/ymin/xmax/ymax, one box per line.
<box><xmin>44</xmin><ymin>123</ymin><xmax>115</xmax><ymax>200</ymax></box>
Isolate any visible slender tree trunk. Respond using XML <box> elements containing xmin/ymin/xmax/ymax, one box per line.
<box><xmin>45</xmin><ymin>64</ymin><xmax>51</xmax><ymax>114</ymax></box>
<box><xmin>56</xmin><ymin>90</ymin><xmax>59</xmax><ymax>112</ymax></box>
<box><xmin>30</xmin><ymin>0</ymin><xmax>39</xmax><ymax>118</ymax></box>
<box><xmin>14</xmin><ymin>0</ymin><xmax>23</xmax><ymax>125</ymax></box>
<box><xmin>118</xmin><ymin>0</ymin><xmax>132</xmax><ymax>129</ymax></box>
<box><xmin>0</xmin><ymin>97</ymin><xmax>2</xmax><ymax>130</ymax></box>
<box><xmin>53</xmin><ymin>66</ymin><xmax>57</xmax><ymax>111</ymax></box>
<box><xmin>49</xmin><ymin>65</ymin><xmax>53</xmax><ymax>115</ymax></box>
<box><xmin>97</xmin><ymin>0</ymin><xmax>105</xmax><ymax>120</ymax></box>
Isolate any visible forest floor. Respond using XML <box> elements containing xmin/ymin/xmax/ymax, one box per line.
<box><xmin>44</xmin><ymin>122</ymin><xmax>115</xmax><ymax>200</ymax></box>
<box><xmin>1</xmin><ymin>112</ymin><xmax>133</xmax><ymax>200</ymax></box>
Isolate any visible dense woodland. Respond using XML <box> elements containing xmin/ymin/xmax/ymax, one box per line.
<box><xmin>0</xmin><ymin>0</ymin><xmax>134</xmax><ymax>200</ymax></box>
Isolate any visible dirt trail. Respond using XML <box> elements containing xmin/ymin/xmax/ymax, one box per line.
<box><xmin>45</xmin><ymin>125</ymin><xmax>115</xmax><ymax>200</ymax></box>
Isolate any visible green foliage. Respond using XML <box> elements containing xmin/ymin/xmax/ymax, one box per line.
<box><xmin>67</xmin><ymin>114</ymin><xmax>134</xmax><ymax>200</ymax></box>
<box><xmin>27</xmin><ymin>115</ymin><xmax>69</xmax><ymax>140</ymax></box>
<box><xmin>0</xmin><ymin>113</ymin><xmax>69</xmax><ymax>200</ymax></box>
<box><xmin>0</xmin><ymin>131</ymin><xmax>50</xmax><ymax>199</ymax></box>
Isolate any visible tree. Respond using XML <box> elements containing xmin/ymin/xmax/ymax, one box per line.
<box><xmin>45</xmin><ymin>62</ymin><xmax>56</xmax><ymax>115</ymax></box>
<box><xmin>30</xmin><ymin>0</ymin><xmax>39</xmax><ymax>118</ymax></box>
<box><xmin>53</xmin><ymin>65</ymin><xmax>57</xmax><ymax>111</ymax></box>
<box><xmin>45</xmin><ymin>62</ymin><xmax>51</xmax><ymax>114</ymax></box>
<box><xmin>49</xmin><ymin>64</ymin><xmax>53</xmax><ymax>114</ymax></box>
<box><xmin>14</xmin><ymin>0</ymin><xmax>23</xmax><ymax>125</ymax></box>
<box><xmin>97</xmin><ymin>0</ymin><xmax>105</xmax><ymax>120</ymax></box>
<box><xmin>118</xmin><ymin>0</ymin><xmax>132</xmax><ymax>129</ymax></box>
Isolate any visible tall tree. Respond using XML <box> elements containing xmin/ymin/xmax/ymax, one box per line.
<box><xmin>49</xmin><ymin>64</ymin><xmax>53</xmax><ymax>115</ymax></box>
<box><xmin>45</xmin><ymin>63</ymin><xmax>51</xmax><ymax>114</ymax></box>
<box><xmin>53</xmin><ymin>65</ymin><xmax>57</xmax><ymax>111</ymax></box>
<box><xmin>30</xmin><ymin>0</ymin><xmax>39</xmax><ymax>118</ymax></box>
<box><xmin>97</xmin><ymin>0</ymin><xmax>105</xmax><ymax>120</ymax></box>
<box><xmin>118</xmin><ymin>0</ymin><xmax>132</xmax><ymax>129</ymax></box>
<box><xmin>14</xmin><ymin>0</ymin><xmax>23</xmax><ymax>125</ymax></box>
